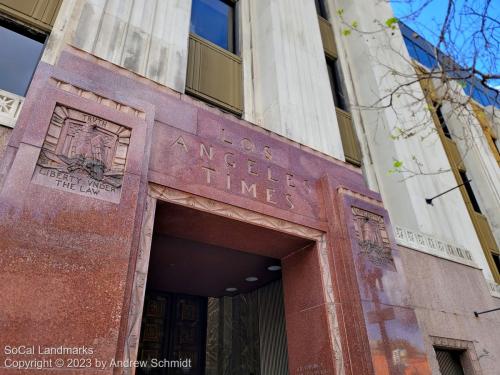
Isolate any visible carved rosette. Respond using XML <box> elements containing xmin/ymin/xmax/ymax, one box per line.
<box><xmin>32</xmin><ymin>105</ymin><xmax>131</xmax><ymax>202</ymax></box>
<box><xmin>352</xmin><ymin>207</ymin><xmax>395</xmax><ymax>267</ymax></box>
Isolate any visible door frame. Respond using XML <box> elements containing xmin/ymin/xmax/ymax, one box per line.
<box><xmin>121</xmin><ymin>183</ymin><xmax>344</xmax><ymax>375</ymax></box>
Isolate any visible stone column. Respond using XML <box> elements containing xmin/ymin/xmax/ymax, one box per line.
<box><xmin>241</xmin><ymin>0</ymin><xmax>345</xmax><ymax>160</ymax></box>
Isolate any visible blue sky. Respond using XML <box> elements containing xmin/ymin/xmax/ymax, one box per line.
<box><xmin>391</xmin><ymin>1</ymin><xmax>451</xmax><ymax>44</ymax></box>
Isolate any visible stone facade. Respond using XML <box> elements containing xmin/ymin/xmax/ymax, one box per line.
<box><xmin>0</xmin><ymin>48</ymin><xmax>432</xmax><ymax>374</ymax></box>
<box><xmin>0</xmin><ymin>0</ymin><xmax>499</xmax><ymax>374</ymax></box>
<box><xmin>399</xmin><ymin>245</ymin><xmax>500</xmax><ymax>374</ymax></box>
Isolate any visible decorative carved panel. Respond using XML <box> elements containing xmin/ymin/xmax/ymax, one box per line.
<box><xmin>394</xmin><ymin>225</ymin><xmax>477</xmax><ymax>268</ymax></box>
<box><xmin>32</xmin><ymin>105</ymin><xmax>130</xmax><ymax>203</ymax></box>
<box><xmin>352</xmin><ymin>207</ymin><xmax>395</xmax><ymax>267</ymax></box>
<box><xmin>180</xmin><ymin>301</ymin><xmax>197</xmax><ymax>321</ymax></box>
<box><xmin>0</xmin><ymin>89</ymin><xmax>24</xmax><ymax>128</ymax></box>
<box><xmin>486</xmin><ymin>280</ymin><xmax>500</xmax><ymax>299</ymax></box>
<box><xmin>142</xmin><ymin>323</ymin><xmax>162</xmax><ymax>343</ymax></box>
<box><xmin>145</xmin><ymin>298</ymin><xmax>165</xmax><ymax>318</ymax></box>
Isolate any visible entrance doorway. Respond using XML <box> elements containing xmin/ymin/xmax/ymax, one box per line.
<box><xmin>138</xmin><ymin>292</ymin><xmax>207</xmax><ymax>375</ymax></box>
<box><xmin>136</xmin><ymin>200</ymin><xmax>313</xmax><ymax>374</ymax></box>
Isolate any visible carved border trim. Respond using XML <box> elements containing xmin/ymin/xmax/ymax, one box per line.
<box><xmin>148</xmin><ymin>183</ymin><xmax>323</xmax><ymax>241</ymax></box>
<box><xmin>338</xmin><ymin>187</ymin><xmax>384</xmax><ymax>207</ymax></box>
<box><xmin>486</xmin><ymin>279</ymin><xmax>500</xmax><ymax>299</ymax></box>
<box><xmin>0</xmin><ymin>88</ymin><xmax>24</xmax><ymax>128</ymax></box>
<box><xmin>49</xmin><ymin>78</ymin><xmax>145</xmax><ymax>119</ymax></box>
<box><xmin>394</xmin><ymin>225</ymin><xmax>478</xmax><ymax>268</ymax></box>
<box><xmin>395</xmin><ymin>227</ymin><xmax>499</xmax><ymax>299</ymax></box>
<box><xmin>122</xmin><ymin>195</ymin><xmax>156</xmax><ymax>375</ymax></box>
<box><xmin>316</xmin><ymin>233</ymin><xmax>345</xmax><ymax>375</ymax></box>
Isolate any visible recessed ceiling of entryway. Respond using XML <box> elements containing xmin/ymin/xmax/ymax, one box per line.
<box><xmin>154</xmin><ymin>201</ymin><xmax>312</xmax><ymax>259</ymax></box>
<box><xmin>147</xmin><ymin>201</ymin><xmax>314</xmax><ymax>297</ymax></box>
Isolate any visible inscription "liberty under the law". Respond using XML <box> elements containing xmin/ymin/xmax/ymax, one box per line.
<box><xmin>34</xmin><ymin>166</ymin><xmax>118</xmax><ymax>200</ymax></box>
<box><xmin>32</xmin><ymin>105</ymin><xmax>130</xmax><ymax>203</ymax></box>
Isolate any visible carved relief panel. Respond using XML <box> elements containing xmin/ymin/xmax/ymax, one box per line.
<box><xmin>32</xmin><ymin>105</ymin><xmax>130</xmax><ymax>203</ymax></box>
<box><xmin>352</xmin><ymin>207</ymin><xmax>395</xmax><ymax>268</ymax></box>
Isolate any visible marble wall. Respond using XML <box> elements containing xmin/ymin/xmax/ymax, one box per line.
<box><xmin>43</xmin><ymin>0</ymin><xmax>346</xmax><ymax>160</ymax></box>
<box><xmin>71</xmin><ymin>0</ymin><xmax>191</xmax><ymax>93</ymax></box>
<box><xmin>240</xmin><ymin>0</ymin><xmax>345</xmax><ymax>160</ymax></box>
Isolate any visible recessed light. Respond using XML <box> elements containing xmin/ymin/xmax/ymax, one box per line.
<box><xmin>245</xmin><ymin>276</ymin><xmax>258</xmax><ymax>282</ymax></box>
<box><xmin>267</xmin><ymin>265</ymin><xmax>281</xmax><ymax>271</ymax></box>
<box><xmin>225</xmin><ymin>287</ymin><xmax>238</xmax><ymax>292</ymax></box>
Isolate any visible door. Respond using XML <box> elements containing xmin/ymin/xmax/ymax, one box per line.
<box><xmin>138</xmin><ymin>292</ymin><xmax>207</xmax><ymax>375</ymax></box>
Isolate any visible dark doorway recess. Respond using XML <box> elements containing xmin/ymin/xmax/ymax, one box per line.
<box><xmin>137</xmin><ymin>200</ymin><xmax>312</xmax><ymax>374</ymax></box>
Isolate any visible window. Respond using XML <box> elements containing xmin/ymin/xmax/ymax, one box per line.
<box><xmin>190</xmin><ymin>0</ymin><xmax>235</xmax><ymax>52</ymax></box>
<box><xmin>403</xmin><ymin>36</ymin><xmax>418</xmax><ymax>60</ymax></box>
<box><xmin>459</xmin><ymin>171</ymin><xmax>482</xmax><ymax>213</ymax></box>
<box><xmin>326</xmin><ymin>57</ymin><xmax>349</xmax><ymax>111</ymax></box>
<box><xmin>471</xmin><ymin>86</ymin><xmax>489</xmax><ymax>107</ymax></box>
<box><xmin>315</xmin><ymin>0</ymin><xmax>328</xmax><ymax>18</ymax></box>
<box><xmin>464</xmin><ymin>81</ymin><xmax>497</xmax><ymax>107</ymax></box>
<box><xmin>0</xmin><ymin>19</ymin><xmax>45</xmax><ymax>96</ymax></box>
<box><xmin>432</xmin><ymin>102</ymin><xmax>452</xmax><ymax>138</ymax></box>
<box><xmin>492</xmin><ymin>135</ymin><xmax>500</xmax><ymax>155</ymax></box>
<box><xmin>402</xmin><ymin>36</ymin><xmax>437</xmax><ymax>69</ymax></box>
<box><xmin>492</xmin><ymin>253</ymin><xmax>500</xmax><ymax>274</ymax></box>
<box><xmin>434</xmin><ymin>348</ymin><xmax>465</xmax><ymax>375</ymax></box>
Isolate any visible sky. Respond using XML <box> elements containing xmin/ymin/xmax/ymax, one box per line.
<box><xmin>390</xmin><ymin>0</ymin><xmax>499</xmax><ymax>88</ymax></box>
<box><xmin>391</xmin><ymin>0</ymin><xmax>451</xmax><ymax>45</ymax></box>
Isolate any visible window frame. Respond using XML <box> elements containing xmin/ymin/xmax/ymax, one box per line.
<box><xmin>315</xmin><ymin>0</ymin><xmax>328</xmax><ymax>19</ymax></box>
<box><xmin>492</xmin><ymin>253</ymin><xmax>500</xmax><ymax>274</ymax></box>
<box><xmin>432</xmin><ymin>101</ymin><xmax>452</xmax><ymax>139</ymax></box>
<box><xmin>430</xmin><ymin>336</ymin><xmax>482</xmax><ymax>375</ymax></box>
<box><xmin>326</xmin><ymin>56</ymin><xmax>349</xmax><ymax>112</ymax></box>
<box><xmin>459</xmin><ymin>170</ymin><xmax>482</xmax><ymax>214</ymax></box>
<box><xmin>190</xmin><ymin>0</ymin><xmax>238</xmax><ymax>54</ymax></box>
<box><xmin>491</xmin><ymin>135</ymin><xmax>499</xmax><ymax>155</ymax></box>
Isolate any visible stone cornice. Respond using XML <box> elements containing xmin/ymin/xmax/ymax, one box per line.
<box><xmin>394</xmin><ymin>225</ymin><xmax>477</xmax><ymax>268</ymax></box>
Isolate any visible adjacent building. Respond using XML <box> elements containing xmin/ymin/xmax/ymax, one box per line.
<box><xmin>0</xmin><ymin>0</ymin><xmax>498</xmax><ymax>374</ymax></box>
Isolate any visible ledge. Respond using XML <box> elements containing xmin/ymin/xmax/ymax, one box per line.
<box><xmin>394</xmin><ymin>225</ymin><xmax>478</xmax><ymax>268</ymax></box>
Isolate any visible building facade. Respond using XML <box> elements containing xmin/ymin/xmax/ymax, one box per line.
<box><xmin>0</xmin><ymin>0</ymin><xmax>498</xmax><ymax>374</ymax></box>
